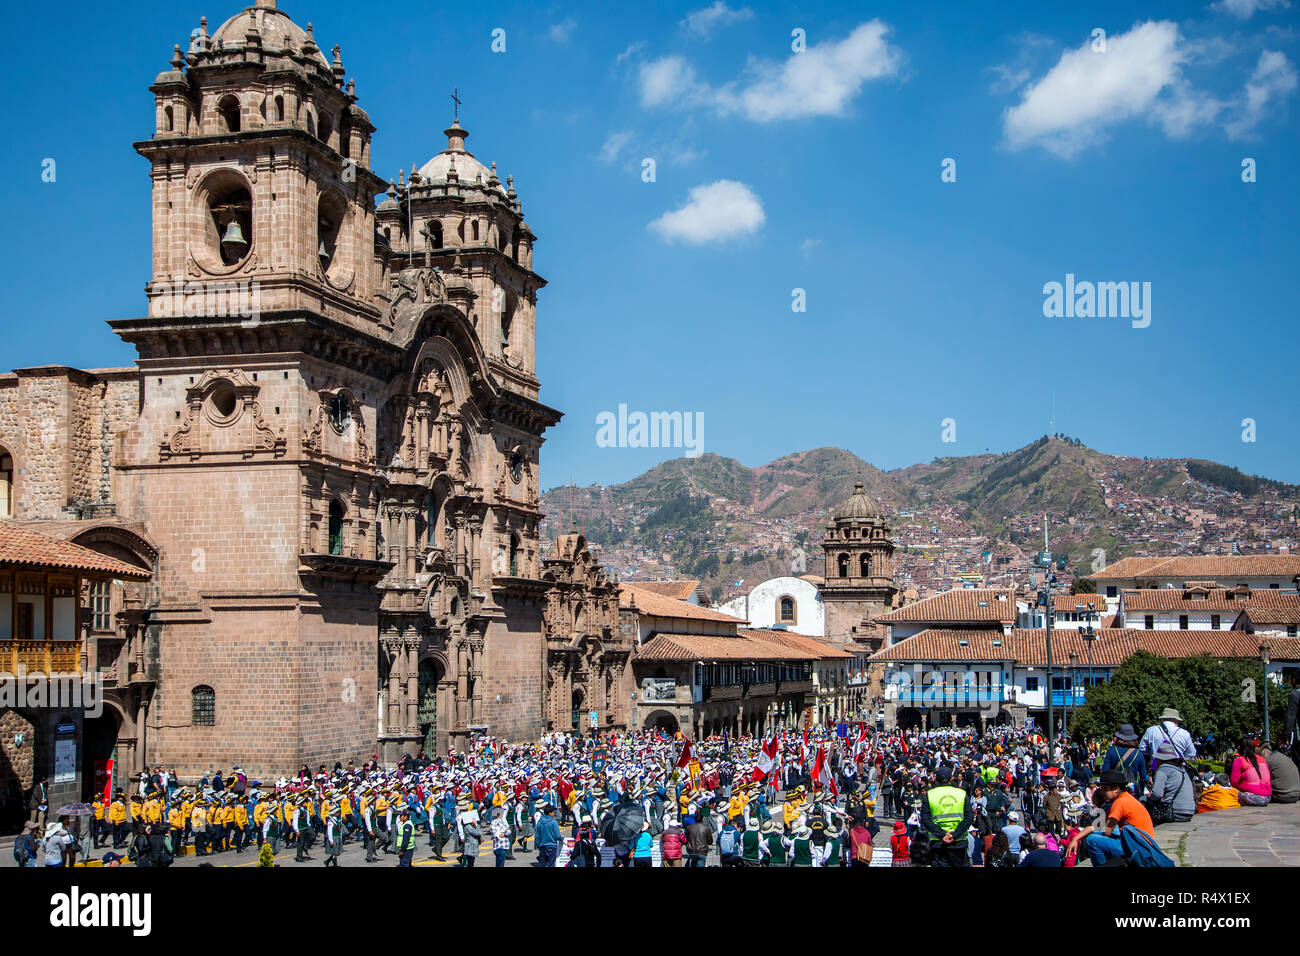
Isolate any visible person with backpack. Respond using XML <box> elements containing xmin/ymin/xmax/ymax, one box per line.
<box><xmin>717</xmin><ymin>818</ymin><xmax>741</xmax><ymax>866</ymax></box>
<box><xmin>569</xmin><ymin>814</ymin><xmax>601</xmax><ymax>867</ymax></box>
<box><xmin>12</xmin><ymin>821</ymin><xmax>39</xmax><ymax>867</ymax></box>
<box><xmin>848</xmin><ymin>818</ymin><xmax>873</xmax><ymax>867</ymax></box>
<box><xmin>1144</xmin><ymin>741</ymin><xmax>1196</xmax><ymax>823</ymax></box>
<box><xmin>1101</xmin><ymin>725</ymin><xmax>1148</xmax><ymax>795</ymax></box>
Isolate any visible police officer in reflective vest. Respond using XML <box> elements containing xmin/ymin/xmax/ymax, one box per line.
<box><xmin>921</xmin><ymin>766</ymin><xmax>973</xmax><ymax>867</ymax></box>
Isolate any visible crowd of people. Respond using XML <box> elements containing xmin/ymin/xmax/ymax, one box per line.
<box><xmin>11</xmin><ymin>676</ymin><xmax>1299</xmax><ymax>868</ymax></box>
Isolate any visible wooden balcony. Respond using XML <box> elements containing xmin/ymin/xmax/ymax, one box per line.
<box><xmin>0</xmin><ymin>640</ymin><xmax>83</xmax><ymax>675</ymax></box>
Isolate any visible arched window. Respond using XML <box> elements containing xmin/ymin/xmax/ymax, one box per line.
<box><xmin>328</xmin><ymin>500</ymin><xmax>344</xmax><ymax>555</ymax></box>
<box><xmin>318</xmin><ymin>112</ymin><xmax>333</xmax><ymax>144</ymax></box>
<box><xmin>429</xmin><ymin>220</ymin><xmax>443</xmax><ymax>249</ymax></box>
<box><xmin>837</xmin><ymin>553</ymin><xmax>850</xmax><ymax>577</ymax></box>
<box><xmin>0</xmin><ymin>449</ymin><xmax>13</xmax><ymax>518</ymax></box>
<box><xmin>217</xmin><ymin>94</ymin><xmax>240</xmax><ymax>133</ymax></box>
<box><xmin>274</xmin><ymin>95</ymin><xmax>284</xmax><ymax>123</ymax></box>
<box><xmin>471</xmin><ymin>220</ymin><xmax>479</xmax><ymax>241</ymax></box>
<box><xmin>192</xmin><ymin>685</ymin><xmax>216</xmax><ymax>726</ymax></box>
<box><xmin>860</xmin><ymin>553</ymin><xmax>873</xmax><ymax>577</ymax></box>
<box><xmin>164</xmin><ymin>105</ymin><xmax>174</xmax><ymax>132</ymax></box>
<box><xmin>779</xmin><ymin>596</ymin><xmax>796</xmax><ymax>625</ymax></box>
<box><xmin>509</xmin><ymin>533</ymin><xmax>520</xmax><ymax>576</ymax></box>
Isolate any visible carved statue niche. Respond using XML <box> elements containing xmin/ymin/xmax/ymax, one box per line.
<box><xmin>385</xmin><ymin>266</ymin><xmax>447</xmax><ymax>327</ymax></box>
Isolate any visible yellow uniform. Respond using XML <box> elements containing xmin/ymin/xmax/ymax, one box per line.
<box><xmin>109</xmin><ymin>800</ymin><xmax>127</xmax><ymax>825</ymax></box>
<box><xmin>234</xmin><ymin>805</ymin><xmax>249</xmax><ymax>827</ymax></box>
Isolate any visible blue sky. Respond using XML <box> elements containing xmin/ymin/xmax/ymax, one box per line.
<box><xmin>7</xmin><ymin>0</ymin><xmax>1299</xmax><ymax>487</ymax></box>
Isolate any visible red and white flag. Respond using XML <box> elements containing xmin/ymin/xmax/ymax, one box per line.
<box><xmin>751</xmin><ymin>734</ymin><xmax>779</xmax><ymax>782</ymax></box>
<box><xmin>799</xmin><ymin>728</ymin><xmax>809</xmax><ymax>769</ymax></box>
<box><xmin>676</xmin><ymin>738</ymin><xmax>693</xmax><ymax>770</ymax></box>
<box><xmin>811</xmin><ymin>743</ymin><xmax>839</xmax><ymax>797</ymax></box>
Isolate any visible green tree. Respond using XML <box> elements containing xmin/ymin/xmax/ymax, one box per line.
<box><xmin>1071</xmin><ymin>578</ymin><xmax>1097</xmax><ymax>595</ymax></box>
<box><xmin>1068</xmin><ymin>652</ymin><xmax>1284</xmax><ymax>753</ymax></box>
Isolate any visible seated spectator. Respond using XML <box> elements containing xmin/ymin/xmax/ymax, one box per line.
<box><xmin>1019</xmin><ymin>832</ymin><xmax>1063</xmax><ymax>868</ymax></box>
<box><xmin>1262</xmin><ymin>742</ymin><xmax>1299</xmax><ymax>805</ymax></box>
<box><xmin>1101</xmin><ymin>725</ymin><xmax>1147</xmax><ymax>794</ymax></box>
<box><xmin>1229</xmin><ymin>737</ymin><xmax>1272</xmax><ymax>807</ymax></box>
<box><xmin>1144</xmin><ymin>741</ymin><xmax>1196</xmax><ymax>824</ymax></box>
<box><xmin>1064</xmin><ymin>769</ymin><xmax>1157</xmax><ymax>867</ymax></box>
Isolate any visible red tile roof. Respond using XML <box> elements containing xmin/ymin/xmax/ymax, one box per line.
<box><xmin>621</xmin><ymin>584</ymin><xmax>743</xmax><ymax>624</ymax></box>
<box><xmin>869</xmin><ymin>626</ymin><xmax>1290</xmax><ymax>667</ymax></box>
<box><xmin>1233</xmin><ymin>605</ymin><xmax>1300</xmax><ymax>627</ymax></box>
<box><xmin>740</xmin><ymin>628</ymin><xmax>854</xmax><ymax>659</ymax></box>
<box><xmin>1011</xmin><ymin>629</ymin><xmax>1136</xmax><ymax>668</ymax></box>
<box><xmin>1093</xmin><ymin>556</ymin><xmax>1300</xmax><ymax>582</ymax></box>
<box><xmin>877</xmin><ymin>588</ymin><xmax>1016</xmax><ymax>625</ymax></box>
<box><xmin>870</xmin><ymin>629</ymin><xmax>1017</xmax><ymax>663</ymax></box>
<box><xmin>630</xmin><ymin>580</ymin><xmax>701</xmax><ymax>601</ymax></box>
<box><xmin>636</xmin><ymin>632</ymin><xmax>820</xmax><ymax>662</ymax></box>
<box><xmin>1052</xmin><ymin>594</ymin><xmax>1105</xmax><ymax>614</ymax></box>
<box><xmin>0</xmin><ymin>522</ymin><xmax>152</xmax><ymax>579</ymax></box>
<box><xmin>1120</xmin><ymin>588</ymin><xmax>1299</xmax><ymax>613</ymax></box>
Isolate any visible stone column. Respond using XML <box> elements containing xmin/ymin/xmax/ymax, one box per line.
<box><xmin>468</xmin><ymin>518</ymin><xmax>483</xmax><ymax>585</ymax></box>
<box><xmin>385</xmin><ymin>641</ymin><xmax>401</xmax><ymax>732</ymax></box>
<box><xmin>135</xmin><ymin>692</ymin><xmax>148</xmax><ymax>772</ymax></box>
<box><xmin>405</xmin><ymin>638</ymin><xmax>418</xmax><ymax>737</ymax></box>
<box><xmin>405</xmin><ymin>507</ymin><xmax>418</xmax><ymax>580</ymax></box>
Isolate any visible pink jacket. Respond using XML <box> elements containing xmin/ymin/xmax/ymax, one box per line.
<box><xmin>1230</xmin><ymin>755</ymin><xmax>1272</xmax><ymax>796</ymax></box>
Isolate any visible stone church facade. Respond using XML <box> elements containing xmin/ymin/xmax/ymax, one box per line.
<box><xmin>820</xmin><ymin>482</ymin><xmax>898</xmax><ymax>698</ymax></box>
<box><xmin>0</xmin><ymin>0</ymin><xmax>607</xmax><ymax>780</ymax></box>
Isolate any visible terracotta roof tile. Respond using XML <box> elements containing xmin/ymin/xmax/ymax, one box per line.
<box><xmin>0</xmin><ymin>522</ymin><xmax>152</xmax><ymax>579</ymax></box>
<box><xmin>1120</xmin><ymin>588</ymin><xmax>1299</xmax><ymax>613</ymax></box>
<box><xmin>878</xmin><ymin>588</ymin><xmax>1017</xmax><ymax>625</ymax></box>
<box><xmin>636</xmin><ymin>632</ymin><xmax>819</xmax><ymax>662</ymax></box>
<box><xmin>1093</xmin><ymin>556</ymin><xmax>1300</xmax><ymax>581</ymax></box>
<box><xmin>620</xmin><ymin>584</ymin><xmax>743</xmax><ymax>624</ymax></box>
<box><xmin>1233</xmin><ymin>604</ymin><xmax>1300</xmax><ymax>627</ymax></box>
<box><xmin>631</xmin><ymin>580</ymin><xmax>701</xmax><ymax>601</ymax></box>
<box><xmin>870</xmin><ymin>629</ymin><xmax>1018</xmax><ymax>663</ymax></box>
<box><xmin>740</xmin><ymin>628</ymin><xmax>854</xmax><ymax>659</ymax></box>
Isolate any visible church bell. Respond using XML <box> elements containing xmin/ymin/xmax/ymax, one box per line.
<box><xmin>220</xmin><ymin>218</ymin><xmax>247</xmax><ymax>255</ymax></box>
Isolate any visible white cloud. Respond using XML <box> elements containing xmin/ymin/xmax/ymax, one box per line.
<box><xmin>615</xmin><ymin>41</ymin><xmax>646</xmax><ymax>69</ymax></box>
<box><xmin>800</xmin><ymin>238</ymin><xmax>822</xmax><ymax>258</ymax></box>
<box><xmin>681</xmin><ymin>2</ymin><xmax>753</xmax><ymax>39</ymax></box>
<box><xmin>1002</xmin><ymin>20</ymin><xmax>1298</xmax><ymax>155</ymax></box>
<box><xmin>598</xmin><ymin>130</ymin><xmax>634</xmax><ymax>164</ymax></box>
<box><xmin>639</xmin><ymin>21</ymin><xmax>903</xmax><ymax>122</ymax></box>
<box><xmin>1225</xmin><ymin>49</ymin><xmax>1299</xmax><ymax>137</ymax></box>
<box><xmin>648</xmin><ymin>180</ymin><xmax>765</xmax><ymax>244</ymax></box>
<box><xmin>638</xmin><ymin>55</ymin><xmax>710</xmax><ymax>109</ymax></box>
<box><xmin>549</xmin><ymin>18</ymin><xmax>577</xmax><ymax>44</ymax></box>
<box><xmin>1002</xmin><ymin>21</ymin><xmax>1219</xmax><ymax>157</ymax></box>
<box><xmin>1210</xmin><ymin>0</ymin><xmax>1290</xmax><ymax>19</ymax></box>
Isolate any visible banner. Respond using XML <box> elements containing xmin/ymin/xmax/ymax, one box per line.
<box><xmin>93</xmin><ymin>759</ymin><xmax>114</xmax><ymax>802</ymax></box>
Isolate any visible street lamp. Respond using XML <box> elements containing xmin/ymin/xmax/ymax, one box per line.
<box><xmin>1077</xmin><ymin>600</ymin><xmax>1098</xmax><ymax>707</ymax></box>
<box><xmin>1260</xmin><ymin>641</ymin><xmax>1272</xmax><ymax>743</ymax></box>
<box><xmin>1038</xmin><ymin>583</ymin><xmax>1056</xmax><ymax>747</ymax></box>
<box><xmin>1068</xmin><ymin>651</ymin><xmax>1079</xmax><ymax>736</ymax></box>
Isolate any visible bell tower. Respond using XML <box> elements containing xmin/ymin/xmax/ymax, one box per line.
<box><xmin>821</xmin><ymin>482</ymin><xmax>897</xmax><ymax>652</ymax></box>
<box><xmin>139</xmin><ymin>0</ymin><xmax>388</xmax><ymax>328</ymax></box>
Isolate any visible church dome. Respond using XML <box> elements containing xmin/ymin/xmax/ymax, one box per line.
<box><xmin>210</xmin><ymin>2</ymin><xmax>330</xmax><ymax>68</ymax></box>
<box><xmin>418</xmin><ymin>119</ymin><xmax>506</xmax><ymax>194</ymax></box>
<box><xmin>835</xmin><ymin>482</ymin><xmax>880</xmax><ymax>521</ymax></box>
